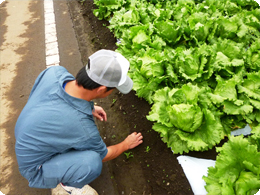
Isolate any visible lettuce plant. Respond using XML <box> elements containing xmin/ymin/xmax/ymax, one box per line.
<box><xmin>147</xmin><ymin>83</ymin><xmax>225</xmax><ymax>154</ymax></box>
<box><xmin>203</xmin><ymin>135</ymin><xmax>260</xmax><ymax>195</ymax></box>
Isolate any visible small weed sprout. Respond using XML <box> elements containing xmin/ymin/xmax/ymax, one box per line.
<box><xmin>124</xmin><ymin>152</ymin><xmax>133</xmax><ymax>159</ymax></box>
<box><xmin>145</xmin><ymin>146</ymin><xmax>151</xmax><ymax>153</ymax></box>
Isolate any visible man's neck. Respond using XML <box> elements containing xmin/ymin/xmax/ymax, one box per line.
<box><xmin>64</xmin><ymin>80</ymin><xmax>94</xmax><ymax>101</ymax></box>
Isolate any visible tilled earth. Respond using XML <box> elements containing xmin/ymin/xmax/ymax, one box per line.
<box><xmin>67</xmin><ymin>1</ymin><xmax>221</xmax><ymax>194</ymax></box>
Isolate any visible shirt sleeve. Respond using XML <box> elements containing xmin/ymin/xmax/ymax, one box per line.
<box><xmin>73</xmin><ymin>114</ymin><xmax>108</xmax><ymax>160</ymax></box>
<box><xmin>28</xmin><ymin>68</ymin><xmax>48</xmax><ymax>99</ymax></box>
<box><xmin>73</xmin><ymin>134</ymin><xmax>108</xmax><ymax>160</ymax></box>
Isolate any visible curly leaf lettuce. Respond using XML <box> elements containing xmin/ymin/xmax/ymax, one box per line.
<box><xmin>169</xmin><ymin>104</ymin><xmax>203</xmax><ymax>133</ymax></box>
<box><xmin>151</xmin><ymin>108</ymin><xmax>225</xmax><ymax>154</ymax></box>
<box><xmin>203</xmin><ymin>135</ymin><xmax>260</xmax><ymax>195</ymax></box>
<box><xmin>147</xmin><ymin>84</ymin><xmax>225</xmax><ymax>154</ymax></box>
<box><xmin>238</xmin><ymin>71</ymin><xmax>260</xmax><ymax>101</ymax></box>
<box><xmin>154</xmin><ymin>20</ymin><xmax>182</xmax><ymax>44</ymax></box>
<box><xmin>93</xmin><ymin>0</ymin><xmax>127</xmax><ymax>20</ymax></box>
<box><xmin>208</xmin><ymin>75</ymin><xmax>254</xmax><ymax>118</ymax></box>
<box><xmin>130</xmin><ymin>70</ymin><xmax>163</xmax><ymax>104</ymax></box>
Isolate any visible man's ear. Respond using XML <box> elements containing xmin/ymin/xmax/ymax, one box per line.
<box><xmin>96</xmin><ymin>86</ymin><xmax>107</xmax><ymax>94</ymax></box>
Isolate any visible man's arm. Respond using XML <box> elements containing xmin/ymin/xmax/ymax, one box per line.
<box><xmin>102</xmin><ymin>132</ymin><xmax>143</xmax><ymax>162</ymax></box>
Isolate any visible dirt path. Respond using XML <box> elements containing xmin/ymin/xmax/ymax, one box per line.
<box><xmin>0</xmin><ymin>1</ymin><xmax>49</xmax><ymax>194</ymax></box>
<box><xmin>0</xmin><ymin>0</ymin><xmax>82</xmax><ymax>194</ymax></box>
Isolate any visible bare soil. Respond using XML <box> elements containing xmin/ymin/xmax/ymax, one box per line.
<box><xmin>67</xmin><ymin>1</ymin><xmax>222</xmax><ymax>194</ymax></box>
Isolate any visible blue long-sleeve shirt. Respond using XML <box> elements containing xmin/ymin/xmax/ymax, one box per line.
<box><xmin>15</xmin><ymin>66</ymin><xmax>107</xmax><ymax>178</ymax></box>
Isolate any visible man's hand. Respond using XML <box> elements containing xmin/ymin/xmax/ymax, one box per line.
<box><xmin>124</xmin><ymin>132</ymin><xmax>143</xmax><ymax>150</ymax></box>
<box><xmin>92</xmin><ymin>105</ymin><xmax>107</xmax><ymax>121</ymax></box>
<box><xmin>102</xmin><ymin>132</ymin><xmax>143</xmax><ymax>162</ymax></box>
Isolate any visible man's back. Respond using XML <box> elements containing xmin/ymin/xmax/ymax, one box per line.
<box><xmin>15</xmin><ymin>66</ymin><xmax>106</xmax><ymax>179</ymax></box>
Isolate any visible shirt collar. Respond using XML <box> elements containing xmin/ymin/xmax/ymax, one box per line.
<box><xmin>56</xmin><ymin>71</ymin><xmax>94</xmax><ymax>115</ymax></box>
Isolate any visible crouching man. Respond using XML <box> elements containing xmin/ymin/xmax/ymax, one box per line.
<box><xmin>15</xmin><ymin>50</ymin><xmax>143</xmax><ymax>194</ymax></box>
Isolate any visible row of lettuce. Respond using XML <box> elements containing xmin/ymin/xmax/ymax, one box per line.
<box><xmin>92</xmin><ymin>0</ymin><xmax>260</xmax><ymax>193</ymax></box>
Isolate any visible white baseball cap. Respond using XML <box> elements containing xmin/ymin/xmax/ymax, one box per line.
<box><xmin>86</xmin><ymin>49</ymin><xmax>133</xmax><ymax>94</ymax></box>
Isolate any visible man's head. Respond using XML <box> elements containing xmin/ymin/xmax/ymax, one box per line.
<box><xmin>76</xmin><ymin>49</ymin><xmax>133</xmax><ymax>94</ymax></box>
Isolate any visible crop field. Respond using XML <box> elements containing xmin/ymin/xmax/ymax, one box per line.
<box><xmin>69</xmin><ymin>0</ymin><xmax>260</xmax><ymax>194</ymax></box>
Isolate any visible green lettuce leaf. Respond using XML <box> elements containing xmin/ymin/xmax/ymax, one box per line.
<box><xmin>169</xmin><ymin>104</ymin><xmax>203</xmax><ymax>133</ymax></box>
<box><xmin>175</xmin><ymin>108</ymin><xmax>225</xmax><ymax>151</ymax></box>
<box><xmin>152</xmin><ymin>123</ymin><xmax>190</xmax><ymax>154</ymax></box>
<box><xmin>93</xmin><ymin>0</ymin><xmax>126</xmax><ymax>20</ymax></box>
<box><xmin>235</xmin><ymin>171</ymin><xmax>260</xmax><ymax>195</ymax></box>
<box><xmin>203</xmin><ymin>135</ymin><xmax>260</xmax><ymax>195</ymax></box>
<box><xmin>154</xmin><ymin>20</ymin><xmax>182</xmax><ymax>44</ymax></box>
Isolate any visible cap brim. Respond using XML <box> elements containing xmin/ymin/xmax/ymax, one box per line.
<box><xmin>116</xmin><ymin>76</ymin><xmax>133</xmax><ymax>94</ymax></box>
